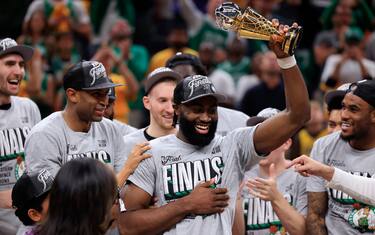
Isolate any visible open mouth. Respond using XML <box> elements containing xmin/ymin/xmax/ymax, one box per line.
<box><xmin>195</xmin><ymin>123</ymin><xmax>210</xmax><ymax>134</ymax></box>
<box><xmin>341</xmin><ymin>121</ymin><xmax>352</xmax><ymax>132</ymax></box>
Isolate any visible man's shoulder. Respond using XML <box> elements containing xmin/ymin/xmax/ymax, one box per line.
<box><xmin>11</xmin><ymin>96</ymin><xmax>37</xmax><ymax>108</ymax></box>
<box><xmin>218</xmin><ymin>107</ymin><xmax>249</xmax><ymax>120</ymax></box>
<box><xmin>123</xmin><ymin>128</ymin><xmax>147</xmax><ymax>144</ymax></box>
<box><xmin>313</xmin><ymin>131</ymin><xmax>342</xmax><ymax>149</ymax></box>
<box><xmin>27</xmin><ymin>112</ymin><xmax>63</xmax><ymax>138</ymax></box>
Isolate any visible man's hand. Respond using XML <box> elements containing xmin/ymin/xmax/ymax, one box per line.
<box><xmin>288</xmin><ymin>155</ymin><xmax>334</xmax><ymax>181</ymax></box>
<box><xmin>246</xmin><ymin>163</ymin><xmax>283</xmax><ymax>202</ymax></box>
<box><xmin>182</xmin><ymin>179</ymin><xmax>229</xmax><ymax>215</ymax></box>
<box><xmin>269</xmin><ymin>19</ymin><xmax>299</xmax><ymax>58</ymax></box>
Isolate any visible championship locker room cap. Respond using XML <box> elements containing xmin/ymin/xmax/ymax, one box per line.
<box><xmin>145</xmin><ymin>67</ymin><xmax>182</xmax><ymax>94</ymax></box>
<box><xmin>63</xmin><ymin>61</ymin><xmax>122</xmax><ymax>91</ymax></box>
<box><xmin>12</xmin><ymin>169</ymin><xmax>54</xmax><ymax>210</ymax></box>
<box><xmin>349</xmin><ymin>79</ymin><xmax>375</xmax><ymax>108</ymax></box>
<box><xmin>173</xmin><ymin>75</ymin><xmax>226</xmax><ymax>105</ymax></box>
<box><xmin>246</xmin><ymin>108</ymin><xmax>280</xmax><ymax>126</ymax></box>
<box><xmin>0</xmin><ymin>38</ymin><xmax>33</xmax><ymax>61</ymax></box>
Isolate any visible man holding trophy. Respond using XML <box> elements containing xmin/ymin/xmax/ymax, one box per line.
<box><xmin>118</xmin><ymin>2</ymin><xmax>310</xmax><ymax>235</ymax></box>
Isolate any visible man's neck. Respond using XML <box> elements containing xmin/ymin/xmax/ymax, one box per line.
<box><xmin>62</xmin><ymin>108</ymin><xmax>91</xmax><ymax>132</ymax></box>
<box><xmin>349</xmin><ymin>133</ymin><xmax>375</xmax><ymax>151</ymax></box>
<box><xmin>0</xmin><ymin>94</ymin><xmax>11</xmax><ymax>106</ymax></box>
<box><xmin>147</xmin><ymin>122</ymin><xmax>177</xmax><ymax>138</ymax></box>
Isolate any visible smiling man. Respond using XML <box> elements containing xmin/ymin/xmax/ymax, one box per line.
<box><xmin>24</xmin><ymin>61</ymin><xmax>127</xmax><ymax>178</ymax></box>
<box><xmin>119</xmin><ymin>22</ymin><xmax>311</xmax><ymax>234</ymax></box>
<box><xmin>0</xmin><ymin>38</ymin><xmax>40</xmax><ymax>235</ymax></box>
<box><xmin>306</xmin><ymin>79</ymin><xmax>375</xmax><ymax>235</ymax></box>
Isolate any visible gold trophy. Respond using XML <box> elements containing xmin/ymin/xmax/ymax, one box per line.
<box><xmin>215</xmin><ymin>2</ymin><xmax>302</xmax><ymax>56</ymax></box>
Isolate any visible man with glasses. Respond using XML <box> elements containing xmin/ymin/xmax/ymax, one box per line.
<box><xmin>307</xmin><ymin>79</ymin><xmax>375</xmax><ymax>234</ymax></box>
<box><xmin>24</xmin><ymin>61</ymin><xmax>127</xmax><ymax>178</ymax></box>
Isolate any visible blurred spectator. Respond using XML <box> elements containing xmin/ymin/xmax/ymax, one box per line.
<box><xmin>109</xmin><ymin>19</ymin><xmax>149</xmax><ymax>127</ymax></box>
<box><xmin>198</xmin><ymin>41</ymin><xmax>235</xmax><ymax>107</ymax></box>
<box><xmin>90</xmin><ymin>0</ymin><xmax>135</xmax><ymax>45</ymax></box>
<box><xmin>294</xmin><ymin>101</ymin><xmax>328</xmax><ymax>156</ymax></box>
<box><xmin>50</xmin><ymin>31</ymin><xmax>81</xmax><ymax>111</ymax></box>
<box><xmin>321</xmin><ymin>27</ymin><xmax>375</xmax><ymax>88</ymax></box>
<box><xmin>239</xmin><ymin>51</ymin><xmax>285</xmax><ymax>117</ymax></box>
<box><xmin>92</xmin><ymin>45</ymin><xmax>139</xmax><ymax>124</ymax></box>
<box><xmin>148</xmin><ymin>17</ymin><xmax>197</xmax><ymax>74</ymax></box>
<box><xmin>320</xmin><ymin>0</ymin><xmax>375</xmax><ymax>32</ymax></box>
<box><xmin>23</xmin><ymin>0</ymin><xmax>91</xmax><ymax>40</ymax></box>
<box><xmin>235</xmin><ymin>52</ymin><xmax>262</xmax><ymax>104</ymax></box>
<box><xmin>218</xmin><ymin>37</ymin><xmax>251</xmax><ymax>83</ymax></box>
<box><xmin>178</xmin><ymin>0</ymin><xmax>228</xmax><ymax>61</ymax></box>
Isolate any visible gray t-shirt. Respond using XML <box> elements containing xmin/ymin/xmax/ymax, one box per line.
<box><xmin>128</xmin><ymin>127</ymin><xmax>263</xmax><ymax>235</ymax></box>
<box><xmin>217</xmin><ymin>107</ymin><xmax>249</xmax><ymax>136</ymax></box>
<box><xmin>122</xmin><ymin>128</ymin><xmax>147</xmax><ymax>162</ymax></box>
<box><xmin>307</xmin><ymin>131</ymin><xmax>375</xmax><ymax>234</ymax></box>
<box><xmin>25</xmin><ymin>112</ymin><xmax>127</xmax><ymax>177</ymax></box>
<box><xmin>113</xmin><ymin>119</ymin><xmax>137</xmax><ymax>136</ymax></box>
<box><xmin>0</xmin><ymin>96</ymin><xmax>41</xmax><ymax>235</ymax></box>
<box><xmin>242</xmin><ymin>166</ymin><xmax>307</xmax><ymax>235</ymax></box>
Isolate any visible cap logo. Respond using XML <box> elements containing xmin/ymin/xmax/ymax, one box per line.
<box><xmin>0</xmin><ymin>38</ymin><xmax>17</xmax><ymax>51</ymax></box>
<box><xmin>89</xmin><ymin>62</ymin><xmax>107</xmax><ymax>86</ymax></box>
<box><xmin>187</xmin><ymin>76</ymin><xmax>211</xmax><ymax>98</ymax></box>
<box><xmin>37</xmin><ymin>169</ymin><xmax>53</xmax><ymax>191</ymax></box>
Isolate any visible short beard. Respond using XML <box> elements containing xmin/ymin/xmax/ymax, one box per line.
<box><xmin>178</xmin><ymin>113</ymin><xmax>217</xmax><ymax>147</ymax></box>
<box><xmin>340</xmin><ymin>133</ymin><xmax>353</xmax><ymax>142</ymax></box>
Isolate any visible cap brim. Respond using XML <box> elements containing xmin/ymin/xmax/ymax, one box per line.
<box><xmin>82</xmin><ymin>82</ymin><xmax>123</xmax><ymax>90</ymax></box>
<box><xmin>325</xmin><ymin>90</ymin><xmax>346</xmax><ymax>109</ymax></box>
<box><xmin>181</xmin><ymin>93</ymin><xmax>226</xmax><ymax>104</ymax></box>
<box><xmin>0</xmin><ymin>45</ymin><xmax>34</xmax><ymax>61</ymax></box>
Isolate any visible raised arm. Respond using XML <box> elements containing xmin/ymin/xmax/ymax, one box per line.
<box><xmin>118</xmin><ymin>180</ymin><xmax>229</xmax><ymax>235</ymax></box>
<box><xmin>254</xmin><ymin>22</ymin><xmax>310</xmax><ymax>154</ymax></box>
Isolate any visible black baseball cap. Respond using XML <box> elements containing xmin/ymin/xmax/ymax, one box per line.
<box><xmin>63</xmin><ymin>61</ymin><xmax>122</xmax><ymax>91</ymax></box>
<box><xmin>247</xmin><ymin>108</ymin><xmax>280</xmax><ymax>126</ymax></box>
<box><xmin>12</xmin><ymin>169</ymin><xmax>54</xmax><ymax>210</ymax></box>
<box><xmin>325</xmin><ymin>83</ymin><xmax>351</xmax><ymax>111</ymax></box>
<box><xmin>173</xmin><ymin>75</ymin><xmax>226</xmax><ymax>105</ymax></box>
<box><xmin>165</xmin><ymin>52</ymin><xmax>207</xmax><ymax>76</ymax></box>
<box><xmin>0</xmin><ymin>38</ymin><xmax>33</xmax><ymax>61</ymax></box>
<box><xmin>145</xmin><ymin>67</ymin><xmax>182</xmax><ymax>94</ymax></box>
<box><xmin>350</xmin><ymin>79</ymin><xmax>375</xmax><ymax>108</ymax></box>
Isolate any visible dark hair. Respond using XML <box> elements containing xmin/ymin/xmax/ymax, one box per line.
<box><xmin>166</xmin><ymin>53</ymin><xmax>207</xmax><ymax>76</ymax></box>
<box><xmin>15</xmin><ymin>192</ymin><xmax>49</xmax><ymax>226</ymax></box>
<box><xmin>38</xmin><ymin>159</ymin><xmax>117</xmax><ymax>235</ymax></box>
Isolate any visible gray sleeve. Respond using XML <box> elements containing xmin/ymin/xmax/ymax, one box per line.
<box><xmin>127</xmin><ymin>153</ymin><xmax>156</xmax><ymax>196</ymax></box>
<box><xmin>29</xmin><ymin>100</ymin><xmax>41</xmax><ymax>125</ymax></box>
<box><xmin>25</xmin><ymin>131</ymin><xmax>62</xmax><ymax>177</ymax></box>
<box><xmin>294</xmin><ymin>174</ymin><xmax>308</xmax><ymax>216</ymax></box>
<box><xmin>227</xmin><ymin>126</ymin><xmax>264</xmax><ymax>171</ymax></box>
<box><xmin>306</xmin><ymin>141</ymin><xmax>327</xmax><ymax>192</ymax></box>
<box><xmin>113</xmin><ymin>129</ymin><xmax>127</xmax><ymax>173</ymax></box>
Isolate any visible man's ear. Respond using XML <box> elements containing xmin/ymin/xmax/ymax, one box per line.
<box><xmin>28</xmin><ymin>209</ymin><xmax>42</xmax><ymax>223</ymax></box>
<box><xmin>66</xmin><ymin>88</ymin><xmax>79</xmax><ymax>103</ymax></box>
<box><xmin>143</xmin><ymin>96</ymin><xmax>150</xmax><ymax>111</ymax></box>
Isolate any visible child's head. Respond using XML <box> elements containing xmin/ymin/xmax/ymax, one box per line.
<box><xmin>12</xmin><ymin>169</ymin><xmax>54</xmax><ymax>225</ymax></box>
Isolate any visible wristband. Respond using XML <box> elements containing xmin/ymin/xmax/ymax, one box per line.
<box><xmin>277</xmin><ymin>55</ymin><xmax>296</xmax><ymax>69</ymax></box>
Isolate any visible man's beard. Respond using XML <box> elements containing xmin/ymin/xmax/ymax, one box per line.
<box><xmin>179</xmin><ymin>113</ymin><xmax>217</xmax><ymax>147</ymax></box>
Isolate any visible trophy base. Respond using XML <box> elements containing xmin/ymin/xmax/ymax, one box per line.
<box><xmin>282</xmin><ymin>26</ymin><xmax>303</xmax><ymax>56</ymax></box>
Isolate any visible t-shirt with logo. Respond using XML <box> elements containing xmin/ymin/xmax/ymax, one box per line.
<box><xmin>128</xmin><ymin>127</ymin><xmax>263</xmax><ymax>235</ymax></box>
<box><xmin>0</xmin><ymin>96</ymin><xmax>41</xmax><ymax>235</ymax></box>
<box><xmin>217</xmin><ymin>107</ymin><xmax>249</xmax><ymax>136</ymax></box>
<box><xmin>122</xmin><ymin>128</ymin><xmax>148</xmax><ymax>168</ymax></box>
<box><xmin>242</xmin><ymin>166</ymin><xmax>307</xmax><ymax>235</ymax></box>
<box><xmin>307</xmin><ymin>131</ymin><xmax>375</xmax><ymax>234</ymax></box>
<box><xmin>24</xmin><ymin>112</ymin><xmax>127</xmax><ymax>177</ymax></box>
